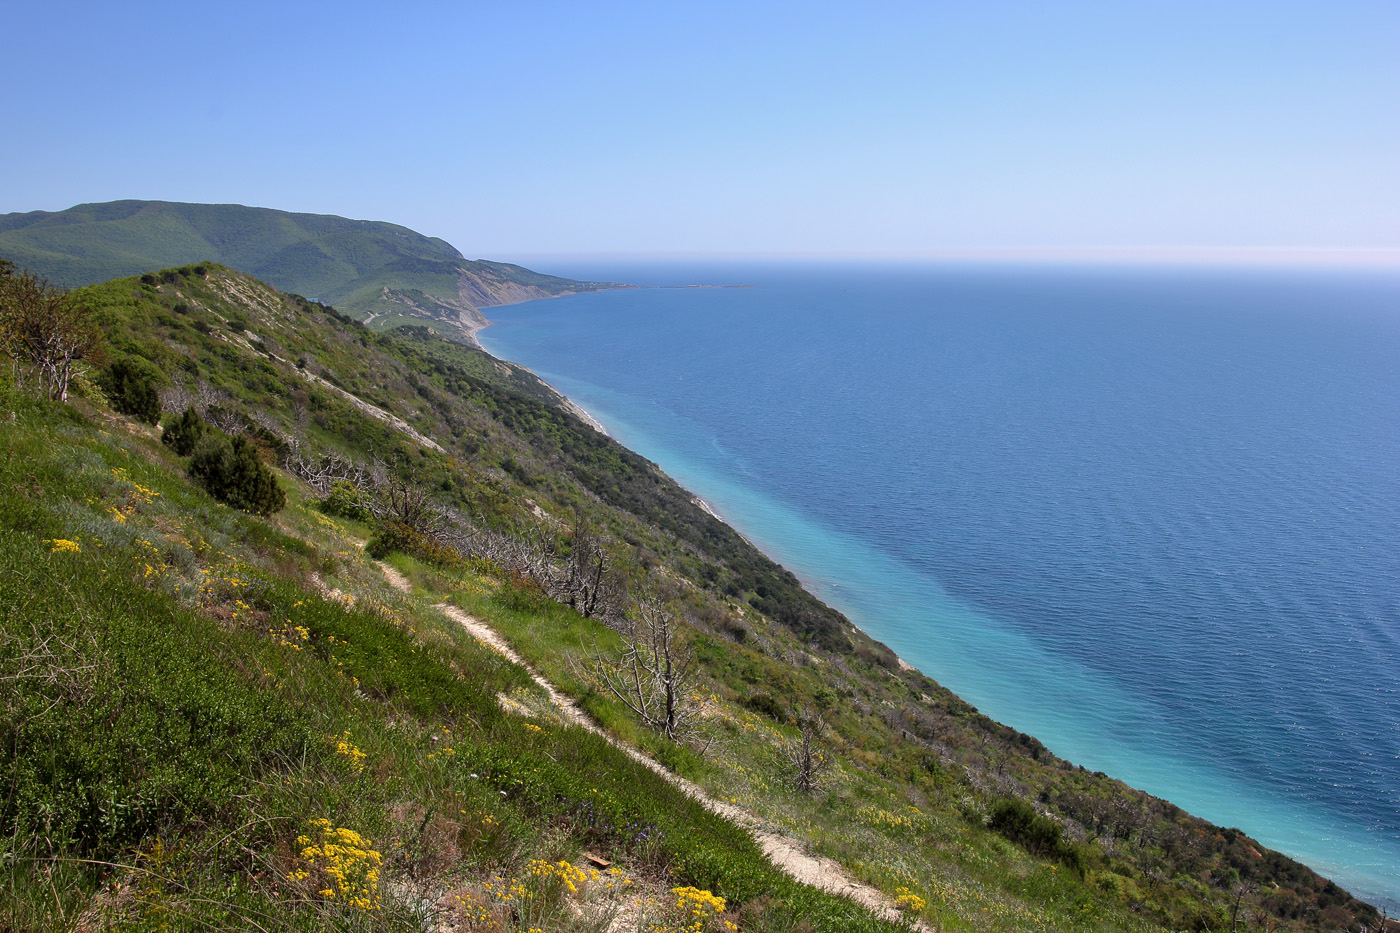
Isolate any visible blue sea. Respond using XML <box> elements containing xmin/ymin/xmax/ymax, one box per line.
<box><xmin>478</xmin><ymin>261</ymin><xmax>1400</xmax><ymax>908</ymax></box>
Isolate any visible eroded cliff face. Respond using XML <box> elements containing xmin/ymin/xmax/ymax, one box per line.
<box><xmin>360</xmin><ymin>260</ymin><xmax>624</xmax><ymax>342</ymax></box>
<box><xmin>369</xmin><ymin>270</ymin><xmax>573</xmax><ymax>336</ymax></box>
<box><xmin>453</xmin><ymin>264</ymin><xmax>622</xmax><ymax>338</ymax></box>
<box><xmin>457</xmin><ymin>268</ymin><xmax>574</xmax><ymax>309</ymax></box>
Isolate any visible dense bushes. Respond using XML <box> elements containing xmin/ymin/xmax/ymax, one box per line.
<box><xmin>162</xmin><ymin>406</ymin><xmax>285</xmax><ymax>517</ymax></box>
<box><xmin>0</xmin><ymin>499</ymin><xmax>320</xmax><ymax>856</ymax></box>
<box><xmin>189</xmin><ymin>432</ymin><xmax>286</xmax><ymax>516</ymax></box>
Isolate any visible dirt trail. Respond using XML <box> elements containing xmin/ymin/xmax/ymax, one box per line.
<box><xmin>376</xmin><ymin>563</ymin><xmax>931</xmax><ymax>931</ymax></box>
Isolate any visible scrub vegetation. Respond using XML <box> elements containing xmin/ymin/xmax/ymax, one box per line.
<box><xmin>0</xmin><ymin>258</ymin><xmax>1386</xmax><ymax>932</ymax></box>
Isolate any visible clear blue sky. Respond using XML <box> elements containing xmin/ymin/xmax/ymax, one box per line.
<box><xmin>4</xmin><ymin>1</ymin><xmax>1397</xmax><ymax>260</ymax></box>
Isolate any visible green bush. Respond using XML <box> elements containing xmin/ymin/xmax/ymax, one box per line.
<box><xmin>744</xmin><ymin>692</ymin><xmax>787</xmax><ymax>722</ymax></box>
<box><xmin>98</xmin><ymin>357</ymin><xmax>162</xmax><ymax>425</ymax></box>
<box><xmin>188</xmin><ymin>432</ymin><xmax>286</xmax><ymax>516</ymax></box>
<box><xmin>364</xmin><ymin>522</ymin><xmax>412</xmax><ymax>560</ymax></box>
<box><xmin>161</xmin><ymin>405</ymin><xmax>207</xmax><ymax>456</ymax></box>
<box><xmin>988</xmin><ymin>797</ymin><xmax>1086</xmax><ymax>873</ymax></box>
<box><xmin>320</xmin><ymin>479</ymin><xmax>372</xmax><ymax>522</ymax></box>
<box><xmin>365</xmin><ymin>520</ymin><xmax>464</xmax><ymax>570</ymax></box>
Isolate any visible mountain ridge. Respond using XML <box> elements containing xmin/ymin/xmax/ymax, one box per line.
<box><xmin>0</xmin><ymin>200</ymin><xmax>623</xmax><ymax>338</ymax></box>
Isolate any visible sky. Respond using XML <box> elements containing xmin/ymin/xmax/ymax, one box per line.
<box><xmin>3</xmin><ymin>1</ymin><xmax>1398</xmax><ymax>261</ymax></box>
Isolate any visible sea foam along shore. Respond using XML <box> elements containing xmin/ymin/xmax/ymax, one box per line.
<box><xmin>561</xmin><ymin>397</ymin><xmax>609</xmax><ymax>435</ymax></box>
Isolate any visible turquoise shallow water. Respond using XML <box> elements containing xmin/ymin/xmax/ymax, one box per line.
<box><xmin>479</xmin><ymin>261</ymin><xmax>1400</xmax><ymax>907</ymax></box>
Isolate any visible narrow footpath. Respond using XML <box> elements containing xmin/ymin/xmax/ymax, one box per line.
<box><xmin>377</xmin><ymin>563</ymin><xmax>932</xmax><ymax>931</ymax></box>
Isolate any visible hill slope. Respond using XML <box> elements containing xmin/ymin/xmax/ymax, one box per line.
<box><xmin>0</xmin><ymin>258</ymin><xmax>1386</xmax><ymax>932</ymax></box>
<box><xmin>0</xmin><ymin>200</ymin><xmax>621</xmax><ymax>335</ymax></box>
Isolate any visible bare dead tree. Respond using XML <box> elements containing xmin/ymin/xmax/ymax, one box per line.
<box><xmin>1247</xmin><ymin>906</ymin><xmax>1278</xmax><ymax>933</ymax></box>
<box><xmin>594</xmin><ymin>596</ymin><xmax>702</xmax><ymax>743</ymax></box>
<box><xmin>203</xmin><ymin>402</ymin><xmax>246</xmax><ymax>435</ymax></box>
<box><xmin>248</xmin><ymin>407</ymin><xmax>287</xmax><ymax>441</ymax></box>
<box><xmin>158</xmin><ymin>381</ymin><xmax>195</xmax><ymax>415</ymax></box>
<box><xmin>781</xmin><ymin>708</ymin><xmax>834</xmax><ymax>794</ymax></box>
<box><xmin>554</xmin><ymin>520</ymin><xmax>622</xmax><ymax>621</ymax></box>
<box><xmin>432</xmin><ymin>504</ymin><xmax>481</xmax><ymax>552</ymax></box>
<box><xmin>377</xmin><ymin>469</ymin><xmax>440</xmax><ymax>534</ymax></box>
<box><xmin>1230</xmin><ymin>881</ymin><xmax>1257</xmax><ymax>933</ymax></box>
<box><xmin>494</xmin><ymin>522</ymin><xmax>557</xmax><ymax>583</ymax></box>
<box><xmin>157</xmin><ymin>379</ymin><xmax>232</xmax><ymax>428</ymax></box>
<box><xmin>282</xmin><ymin>441</ymin><xmax>376</xmax><ymax>497</ymax></box>
<box><xmin>191</xmin><ymin>381</ymin><xmax>229</xmax><ymax>416</ymax></box>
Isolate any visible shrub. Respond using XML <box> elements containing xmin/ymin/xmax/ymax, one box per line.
<box><xmin>189</xmin><ymin>432</ymin><xmax>285</xmax><ymax>516</ymax></box>
<box><xmin>0</xmin><ymin>268</ymin><xmax>106</xmax><ymax>403</ymax></box>
<box><xmin>365</xmin><ymin>521</ymin><xmax>463</xmax><ymax>569</ymax></box>
<box><xmin>161</xmin><ymin>406</ymin><xmax>207</xmax><ymax>456</ymax></box>
<box><xmin>364</xmin><ymin>522</ymin><xmax>413</xmax><ymax>560</ymax></box>
<box><xmin>320</xmin><ymin>480</ymin><xmax>373</xmax><ymax>522</ymax></box>
<box><xmin>744</xmin><ymin>692</ymin><xmax>786</xmax><ymax>721</ymax></box>
<box><xmin>987</xmin><ymin>797</ymin><xmax>1086</xmax><ymax>873</ymax></box>
<box><xmin>99</xmin><ymin>357</ymin><xmax>162</xmax><ymax>424</ymax></box>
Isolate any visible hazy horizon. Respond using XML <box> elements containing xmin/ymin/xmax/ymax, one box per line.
<box><xmin>491</xmin><ymin>246</ymin><xmax>1400</xmax><ymax>270</ymax></box>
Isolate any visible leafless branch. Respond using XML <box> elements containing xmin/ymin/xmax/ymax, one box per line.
<box><xmin>593</xmin><ymin>596</ymin><xmax>704</xmax><ymax>744</ymax></box>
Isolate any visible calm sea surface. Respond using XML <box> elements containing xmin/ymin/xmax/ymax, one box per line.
<box><xmin>479</xmin><ymin>261</ymin><xmax>1400</xmax><ymax>907</ymax></box>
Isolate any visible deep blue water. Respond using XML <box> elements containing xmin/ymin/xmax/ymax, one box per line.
<box><xmin>479</xmin><ymin>261</ymin><xmax>1400</xmax><ymax>907</ymax></box>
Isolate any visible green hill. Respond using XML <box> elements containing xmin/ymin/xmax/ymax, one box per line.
<box><xmin>0</xmin><ymin>200</ymin><xmax>621</xmax><ymax>335</ymax></box>
<box><xmin>0</xmin><ymin>258</ymin><xmax>1386</xmax><ymax>932</ymax></box>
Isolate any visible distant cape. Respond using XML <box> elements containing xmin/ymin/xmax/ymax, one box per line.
<box><xmin>0</xmin><ymin>199</ymin><xmax>625</xmax><ymax>339</ymax></box>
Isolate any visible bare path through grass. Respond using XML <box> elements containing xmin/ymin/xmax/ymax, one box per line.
<box><xmin>376</xmin><ymin>563</ymin><xmax>932</xmax><ymax>931</ymax></box>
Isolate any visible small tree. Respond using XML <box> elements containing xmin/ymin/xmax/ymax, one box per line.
<box><xmin>100</xmin><ymin>358</ymin><xmax>162</xmax><ymax>424</ymax></box>
<box><xmin>375</xmin><ymin>461</ymin><xmax>440</xmax><ymax>534</ymax></box>
<box><xmin>189</xmin><ymin>433</ymin><xmax>286</xmax><ymax>516</ymax></box>
<box><xmin>0</xmin><ymin>267</ymin><xmax>105</xmax><ymax>402</ymax></box>
<box><xmin>161</xmin><ymin>406</ymin><xmax>208</xmax><ymax>456</ymax></box>
<box><xmin>594</xmin><ymin>596</ymin><xmax>701</xmax><ymax>742</ymax></box>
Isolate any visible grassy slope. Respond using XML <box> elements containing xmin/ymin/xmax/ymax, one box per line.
<box><xmin>0</xmin><ymin>394</ymin><xmax>903</xmax><ymax>933</ymax></box>
<box><xmin>0</xmin><ymin>262</ymin><xmax>1383</xmax><ymax>932</ymax></box>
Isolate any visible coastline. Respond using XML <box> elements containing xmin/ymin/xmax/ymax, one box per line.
<box><xmin>472</xmin><ymin>317</ymin><xmax>1034</xmax><ymax>708</ymax></box>
<box><xmin>459</xmin><ymin>283</ymin><xmax>637</xmax><ymax>350</ymax></box>
<box><xmin>467</xmin><ymin>287</ymin><xmax>1400</xmax><ymax>913</ymax></box>
<box><xmin>561</xmin><ymin>397</ymin><xmax>609</xmax><ymax>435</ymax></box>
